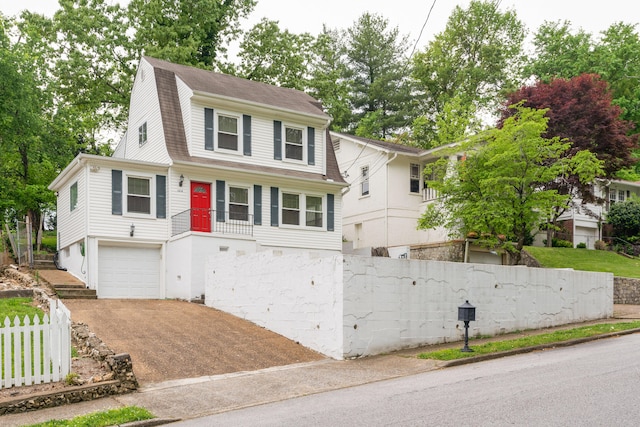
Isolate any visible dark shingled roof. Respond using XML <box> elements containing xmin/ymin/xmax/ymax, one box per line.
<box><xmin>331</xmin><ymin>132</ymin><xmax>427</xmax><ymax>155</ymax></box>
<box><xmin>147</xmin><ymin>57</ymin><xmax>345</xmax><ymax>185</ymax></box>
<box><xmin>145</xmin><ymin>56</ymin><xmax>329</xmax><ymax>119</ymax></box>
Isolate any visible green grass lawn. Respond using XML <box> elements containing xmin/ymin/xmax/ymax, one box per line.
<box><xmin>0</xmin><ymin>298</ymin><xmax>45</xmax><ymax>323</ymax></box>
<box><xmin>419</xmin><ymin>321</ymin><xmax>640</xmax><ymax>361</ymax></box>
<box><xmin>26</xmin><ymin>406</ymin><xmax>154</xmax><ymax>427</ymax></box>
<box><xmin>524</xmin><ymin>246</ymin><xmax>640</xmax><ymax>278</ymax></box>
<box><xmin>1</xmin><ymin>298</ymin><xmax>47</xmax><ymax>379</ymax></box>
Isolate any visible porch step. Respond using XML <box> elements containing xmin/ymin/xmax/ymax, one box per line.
<box><xmin>53</xmin><ymin>284</ymin><xmax>97</xmax><ymax>299</ymax></box>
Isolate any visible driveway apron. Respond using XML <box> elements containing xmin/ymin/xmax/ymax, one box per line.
<box><xmin>63</xmin><ymin>300</ymin><xmax>324</xmax><ymax>384</ymax></box>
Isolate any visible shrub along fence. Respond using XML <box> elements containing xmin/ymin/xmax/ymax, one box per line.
<box><xmin>1</xmin><ymin>299</ymin><xmax>71</xmax><ymax>389</ymax></box>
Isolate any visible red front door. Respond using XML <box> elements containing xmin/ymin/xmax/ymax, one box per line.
<box><xmin>191</xmin><ymin>182</ymin><xmax>211</xmax><ymax>232</ymax></box>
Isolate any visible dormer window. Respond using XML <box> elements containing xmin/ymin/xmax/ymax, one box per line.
<box><xmin>285</xmin><ymin>126</ymin><xmax>304</xmax><ymax>161</ymax></box>
<box><xmin>218</xmin><ymin>115</ymin><xmax>238</xmax><ymax>151</ymax></box>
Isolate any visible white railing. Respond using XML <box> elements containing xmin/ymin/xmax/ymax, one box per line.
<box><xmin>1</xmin><ymin>299</ymin><xmax>71</xmax><ymax>389</ymax></box>
<box><xmin>423</xmin><ymin>186</ymin><xmax>440</xmax><ymax>202</ymax></box>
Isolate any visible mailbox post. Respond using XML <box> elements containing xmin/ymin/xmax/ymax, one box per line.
<box><xmin>458</xmin><ymin>300</ymin><xmax>476</xmax><ymax>352</ymax></box>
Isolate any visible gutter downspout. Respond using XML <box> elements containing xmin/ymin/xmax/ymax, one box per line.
<box><xmin>385</xmin><ymin>152</ymin><xmax>398</xmax><ymax>247</ymax></box>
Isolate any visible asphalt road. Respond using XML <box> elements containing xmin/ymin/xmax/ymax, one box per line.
<box><xmin>176</xmin><ymin>333</ymin><xmax>640</xmax><ymax>426</ymax></box>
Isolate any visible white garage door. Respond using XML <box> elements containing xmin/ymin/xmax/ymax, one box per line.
<box><xmin>98</xmin><ymin>245</ymin><xmax>161</xmax><ymax>298</ymax></box>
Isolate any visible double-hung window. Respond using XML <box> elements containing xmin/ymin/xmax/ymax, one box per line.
<box><xmin>282</xmin><ymin>193</ymin><xmax>300</xmax><ymax>225</ymax></box>
<box><xmin>305</xmin><ymin>196</ymin><xmax>323</xmax><ymax>227</ymax></box>
<box><xmin>218</xmin><ymin>115</ymin><xmax>238</xmax><ymax>151</ymax></box>
<box><xmin>70</xmin><ymin>182</ymin><xmax>78</xmax><ymax>211</ymax></box>
<box><xmin>285</xmin><ymin>126</ymin><xmax>303</xmax><ymax>161</ymax></box>
<box><xmin>410</xmin><ymin>163</ymin><xmax>421</xmax><ymax>193</ymax></box>
<box><xmin>138</xmin><ymin>122</ymin><xmax>147</xmax><ymax>147</ymax></box>
<box><xmin>361</xmin><ymin>166</ymin><xmax>370</xmax><ymax>196</ymax></box>
<box><xmin>127</xmin><ymin>176</ymin><xmax>151</xmax><ymax>214</ymax></box>
<box><xmin>229</xmin><ymin>186</ymin><xmax>249</xmax><ymax>221</ymax></box>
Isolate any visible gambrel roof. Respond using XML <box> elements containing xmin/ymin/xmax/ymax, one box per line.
<box><xmin>145</xmin><ymin>57</ymin><xmax>345</xmax><ymax>185</ymax></box>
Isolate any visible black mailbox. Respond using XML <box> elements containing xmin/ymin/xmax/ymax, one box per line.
<box><xmin>458</xmin><ymin>300</ymin><xmax>476</xmax><ymax>322</ymax></box>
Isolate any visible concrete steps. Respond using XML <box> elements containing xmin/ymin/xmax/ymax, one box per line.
<box><xmin>36</xmin><ymin>269</ymin><xmax>97</xmax><ymax>299</ymax></box>
<box><xmin>53</xmin><ymin>284</ymin><xmax>97</xmax><ymax>300</ymax></box>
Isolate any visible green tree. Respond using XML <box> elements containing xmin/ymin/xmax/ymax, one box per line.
<box><xmin>128</xmin><ymin>0</ymin><xmax>256</xmax><ymax>68</ymax></box>
<box><xmin>234</xmin><ymin>18</ymin><xmax>315</xmax><ymax>91</ymax></box>
<box><xmin>0</xmin><ymin>16</ymin><xmax>57</xmax><ymax>241</ymax></box>
<box><xmin>342</xmin><ymin>12</ymin><xmax>414</xmax><ymax>139</ymax></box>
<box><xmin>527</xmin><ymin>21</ymin><xmax>640</xmax><ymax>132</ymax></box>
<box><xmin>412</xmin><ymin>0</ymin><xmax>525</xmax><ymax>147</ymax></box>
<box><xmin>418</xmin><ymin>106</ymin><xmax>603</xmax><ymax>264</ymax></box>
<box><xmin>307</xmin><ymin>27</ymin><xmax>352</xmax><ymax>131</ymax></box>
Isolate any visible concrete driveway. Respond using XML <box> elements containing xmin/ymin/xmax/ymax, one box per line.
<box><xmin>63</xmin><ymin>300</ymin><xmax>324</xmax><ymax>385</ymax></box>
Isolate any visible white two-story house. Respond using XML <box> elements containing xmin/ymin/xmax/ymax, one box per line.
<box><xmin>332</xmin><ymin>132</ymin><xmax>453</xmax><ymax>258</ymax></box>
<box><xmin>49</xmin><ymin>57</ymin><xmax>346</xmax><ymax>300</ymax></box>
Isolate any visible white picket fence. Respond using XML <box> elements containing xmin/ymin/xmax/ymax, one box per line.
<box><xmin>1</xmin><ymin>299</ymin><xmax>71</xmax><ymax>389</ymax></box>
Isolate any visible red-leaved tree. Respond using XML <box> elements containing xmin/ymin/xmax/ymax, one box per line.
<box><xmin>499</xmin><ymin>73</ymin><xmax>639</xmax><ymax>244</ymax></box>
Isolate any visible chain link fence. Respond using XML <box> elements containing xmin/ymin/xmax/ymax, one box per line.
<box><xmin>3</xmin><ymin>218</ymin><xmax>34</xmax><ymax>267</ymax></box>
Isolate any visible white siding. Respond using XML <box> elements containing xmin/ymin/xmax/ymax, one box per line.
<box><xmin>87</xmin><ymin>165</ymin><xmax>169</xmax><ymax>242</ymax></box>
<box><xmin>114</xmin><ymin>59</ymin><xmax>170</xmax><ymax>163</ymax></box>
<box><xmin>57</xmin><ymin>168</ymin><xmax>86</xmax><ymax>250</ymax></box>
<box><xmin>167</xmin><ymin>166</ymin><xmax>342</xmax><ymax>251</ymax></box>
<box><xmin>188</xmin><ymin>102</ymin><xmax>327</xmax><ymax>176</ymax></box>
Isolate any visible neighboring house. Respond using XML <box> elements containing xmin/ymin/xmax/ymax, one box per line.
<box><xmin>334</xmin><ymin>131</ymin><xmax>639</xmax><ymax>259</ymax></box>
<box><xmin>552</xmin><ymin>179</ymin><xmax>640</xmax><ymax>249</ymax></box>
<box><xmin>49</xmin><ymin>57</ymin><xmax>346</xmax><ymax>300</ymax></box>
<box><xmin>332</xmin><ymin>132</ymin><xmax>456</xmax><ymax>258</ymax></box>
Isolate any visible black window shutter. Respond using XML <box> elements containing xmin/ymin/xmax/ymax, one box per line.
<box><xmin>273</xmin><ymin>120</ymin><xmax>282</xmax><ymax>160</ymax></box>
<box><xmin>307</xmin><ymin>127</ymin><xmax>315</xmax><ymax>165</ymax></box>
<box><xmin>156</xmin><ymin>175</ymin><xmax>166</xmax><ymax>219</ymax></box>
<box><xmin>254</xmin><ymin>185</ymin><xmax>262</xmax><ymax>225</ymax></box>
<box><xmin>270</xmin><ymin>187</ymin><xmax>279</xmax><ymax>226</ymax></box>
<box><xmin>216</xmin><ymin>180</ymin><xmax>225</xmax><ymax>222</ymax></box>
<box><xmin>112</xmin><ymin>169</ymin><xmax>122</xmax><ymax>215</ymax></box>
<box><xmin>205</xmin><ymin>108</ymin><xmax>214</xmax><ymax>151</ymax></box>
<box><xmin>327</xmin><ymin>193</ymin><xmax>335</xmax><ymax>231</ymax></box>
<box><xmin>243</xmin><ymin>114</ymin><xmax>252</xmax><ymax>156</ymax></box>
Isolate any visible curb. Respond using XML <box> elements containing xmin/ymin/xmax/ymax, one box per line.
<box><xmin>119</xmin><ymin>418</ymin><xmax>181</xmax><ymax>427</ymax></box>
<box><xmin>441</xmin><ymin>327</ymin><xmax>640</xmax><ymax>367</ymax></box>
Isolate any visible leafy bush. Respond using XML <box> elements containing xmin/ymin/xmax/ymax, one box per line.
<box><xmin>576</xmin><ymin>242</ymin><xmax>587</xmax><ymax>249</ymax></box>
<box><xmin>595</xmin><ymin>240</ymin><xmax>607</xmax><ymax>250</ymax></box>
<box><xmin>552</xmin><ymin>238</ymin><xmax>573</xmax><ymax>248</ymax></box>
<box><xmin>607</xmin><ymin>198</ymin><xmax>640</xmax><ymax>239</ymax></box>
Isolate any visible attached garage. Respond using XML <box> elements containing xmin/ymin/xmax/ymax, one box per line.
<box><xmin>97</xmin><ymin>244</ymin><xmax>162</xmax><ymax>298</ymax></box>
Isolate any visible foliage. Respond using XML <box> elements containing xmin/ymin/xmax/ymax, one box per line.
<box><xmin>503</xmin><ymin>74</ymin><xmax>637</xmax><ymax>183</ymax></box>
<box><xmin>0</xmin><ymin>17</ymin><xmax>58</xmax><ymax>233</ymax></box>
<box><xmin>607</xmin><ymin>197</ymin><xmax>640</xmax><ymax>239</ymax></box>
<box><xmin>412</xmin><ymin>0</ymin><xmax>526</xmax><ymax>147</ymax></box>
<box><xmin>576</xmin><ymin>242</ymin><xmax>587</xmax><ymax>249</ymax></box>
<box><xmin>524</xmin><ymin>246</ymin><xmax>640</xmax><ymax>278</ymax></box>
<box><xmin>233</xmin><ymin>19</ymin><xmax>315</xmax><ymax>91</ymax></box>
<box><xmin>307</xmin><ymin>27</ymin><xmax>352</xmax><ymax>131</ymax></box>
<box><xmin>26</xmin><ymin>406</ymin><xmax>154</xmax><ymax>427</ymax></box>
<box><xmin>418</xmin><ymin>321</ymin><xmax>640</xmax><ymax>361</ymax></box>
<box><xmin>418</xmin><ymin>105</ymin><xmax>603</xmax><ymax>264</ymax></box>
<box><xmin>128</xmin><ymin>0</ymin><xmax>255</xmax><ymax>68</ymax></box>
<box><xmin>526</xmin><ymin>21</ymin><xmax>640</xmax><ymax>133</ymax></box>
<box><xmin>543</xmin><ymin>238</ymin><xmax>573</xmax><ymax>248</ymax></box>
<box><xmin>341</xmin><ymin>12</ymin><xmax>414</xmax><ymax>138</ymax></box>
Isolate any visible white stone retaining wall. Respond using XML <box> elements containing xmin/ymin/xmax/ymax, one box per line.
<box><xmin>205</xmin><ymin>252</ymin><xmax>613</xmax><ymax>359</ymax></box>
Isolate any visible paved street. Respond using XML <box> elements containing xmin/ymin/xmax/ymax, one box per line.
<box><xmin>175</xmin><ymin>333</ymin><xmax>640</xmax><ymax>426</ymax></box>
